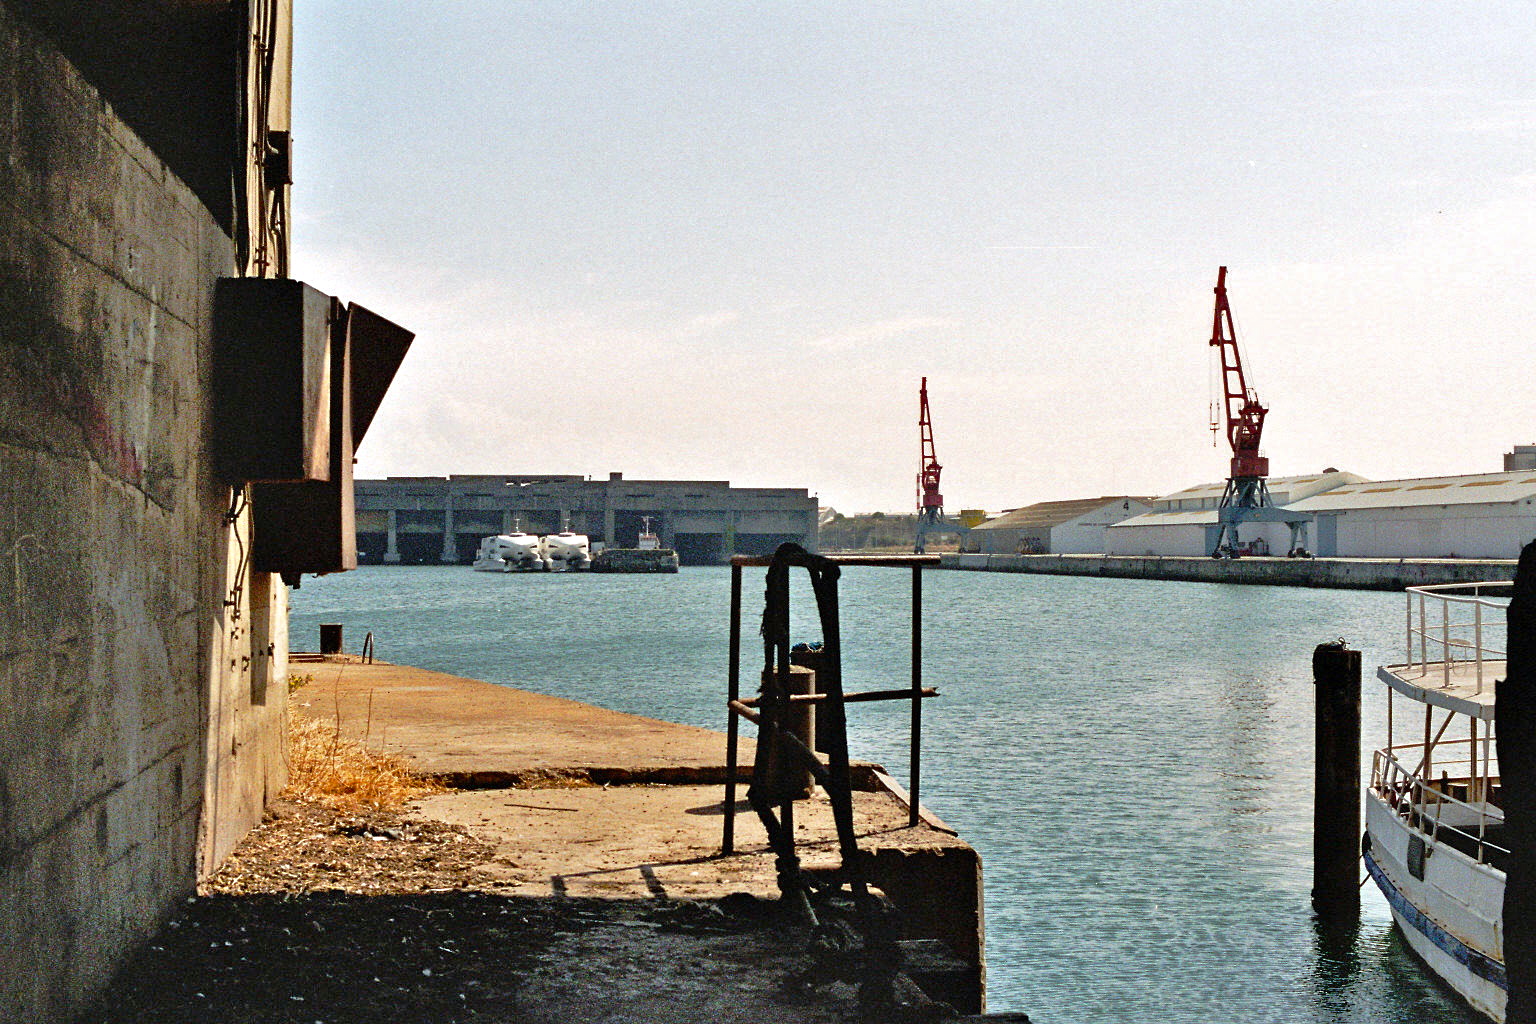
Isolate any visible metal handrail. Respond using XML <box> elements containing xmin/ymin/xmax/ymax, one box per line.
<box><xmin>1403</xmin><ymin>582</ymin><xmax>1511</xmax><ymax>693</ymax></box>
<box><xmin>1372</xmin><ymin>746</ymin><xmax>1508</xmax><ymax>867</ymax></box>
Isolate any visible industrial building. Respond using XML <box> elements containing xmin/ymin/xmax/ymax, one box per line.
<box><xmin>1105</xmin><ymin>472</ymin><xmax>1364</xmax><ymax>557</ymax></box>
<box><xmin>1106</xmin><ymin>466</ymin><xmax>1536</xmax><ymax>559</ymax></box>
<box><xmin>962</xmin><ymin>496</ymin><xmax>1152</xmax><ymax>554</ymax></box>
<box><xmin>1286</xmin><ymin>471</ymin><xmax>1536</xmax><ymax>558</ymax></box>
<box><xmin>356</xmin><ymin>473</ymin><xmax>820</xmax><ymax>566</ymax></box>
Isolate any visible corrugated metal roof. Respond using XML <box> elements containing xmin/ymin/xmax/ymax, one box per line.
<box><xmin>1288</xmin><ymin>471</ymin><xmax>1536</xmax><ymax>511</ymax></box>
<box><xmin>1155</xmin><ymin>471</ymin><xmax>1364</xmax><ymax>505</ymax></box>
<box><xmin>971</xmin><ymin>496</ymin><xmax>1151</xmax><ymax>532</ymax></box>
<box><xmin>1109</xmin><ymin>509</ymin><xmax>1219</xmax><ymax>528</ymax></box>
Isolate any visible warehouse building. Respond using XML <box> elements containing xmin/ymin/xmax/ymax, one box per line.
<box><xmin>355</xmin><ymin>473</ymin><xmax>819</xmax><ymax>566</ymax></box>
<box><xmin>963</xmin><ymin>496</ymin><xmax>1152</xmax><ymax>554</ymax></box>
<box><xmin>1105</xmin><ymin>471</ymin><xmax>1364</xmax><ymax>557</ymax></box>
<box><xmin>1286</xmin><ymin>470</ymin><xmax>1536</xmax><ymax>558</ymax></box>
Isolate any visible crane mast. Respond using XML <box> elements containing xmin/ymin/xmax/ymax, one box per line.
<box><xmin>1207</xmin><ymin>267</ymin><xmax>1310</xmax><ymax>558</ymax></box>
<box><xmin>914</xmin><ymin>377</ymin><xmax>944</xmax><ymax>553</ymax></box>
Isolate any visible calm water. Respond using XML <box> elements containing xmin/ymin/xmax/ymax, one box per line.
<box><xmin>291</xmin><ymin>565</ymin><xmax>1482</xmax><ymax>1023</ymax></box>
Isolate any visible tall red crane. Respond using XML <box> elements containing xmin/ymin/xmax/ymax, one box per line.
<box><xmin>1207</xmin><ymin>266</ymin><xmax>1310</xmax><ymax>558</ymax></box>
<box><xmin>1210</xmin><ymin>265</ymin><xmax>1269</xmax><ymax>483</ymax></box>
<box><xmin>914</xmin><ymin>377</ymin><xmax>944</xmax><ymax>553</ymax></box>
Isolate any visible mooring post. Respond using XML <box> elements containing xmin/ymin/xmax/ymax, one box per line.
<box><xmin>723</xmin><ymin>563</ymin><xmax>742</xmax><ymax>855</ymax></box>
<box><xmin>319</xmin><ymin>623</ymin><xmax>343</xmax><ymax>655</ymax></box>
<box><xmin>1313</xmin><ymin>640</ymin><xmax>1361</xmax><ymax>919</ymax></box>
<box><xmin>1498</xmin><ymin>541</ymin><xmax>1536</xmax><ymax>1022</ymax></box>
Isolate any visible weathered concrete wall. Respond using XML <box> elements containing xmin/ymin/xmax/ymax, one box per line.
<box><xmin>941</xmin><ymin>552</ymin><xmax>1516</xmax><ymax>590</ymax></box>
<box><xmin>0</xmin><ymin>5</ymin><xmax>288</xmax><ymax>1020</ymax></box>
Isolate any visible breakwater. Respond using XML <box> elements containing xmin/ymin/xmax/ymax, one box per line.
<box><xmin>940</xmin><ymin>552</ymin><xmax>1515</xmax><ymax>590</ymax></box>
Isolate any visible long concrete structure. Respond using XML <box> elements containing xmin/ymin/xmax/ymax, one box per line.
<box><xmin>355</xmin><ymin>473</ymin><xmax>819</xmax><ymax>566</ymax></box>
<box><xmin>942</xmin><ymin>552</ymin><xmax>1516</xmax><ymax>590</ymax></box>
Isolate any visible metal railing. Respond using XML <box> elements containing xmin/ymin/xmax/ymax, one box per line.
<box><xmin>1373</xmin><ymin>741</ymin><xmax>1506</xmax><ymax>868</ymax></box>
<box><xmin>1403</xmin><ymin>581</ymin><xmax>1511</xmax><ymax>693</ymax></box>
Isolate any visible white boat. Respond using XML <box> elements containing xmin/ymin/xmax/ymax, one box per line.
<box><xmin>1366</xmin><ymin>581</ymin><xmax>1510</xmax><ymax>1021</ymax></box>
<box><xmin>638</xmin><ymin>515</ymin><xmax>660</xmax><ymax>551</ymax></box>
<box><xmin>471</xmin><ymin>529</ymin><xmax>545</xmax><ymax>572</ymax></box>
<box><xmin>540</xmin><ymin>529</ymin><xmax>591</xmax><ymax>571</ymax></box>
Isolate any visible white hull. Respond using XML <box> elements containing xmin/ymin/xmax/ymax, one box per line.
<box><xmin>540</xmin><ymin>531</ymin><xmax>591</xmax><ymax>571</ymax></box>
<box><xmin>1365</xmin><ymin>790</ymin><xmax>1506</xmax><ymax>1021</ymax></box>
<box><xmin>473</xmin><ymin>535</ymin><xmax>545</xmax><ymax>572</ymax></box>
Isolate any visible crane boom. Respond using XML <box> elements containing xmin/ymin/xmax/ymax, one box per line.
<box><xmin>1210</xmin><ymin>265</ymin><xmax>1269</xmax><ymax>480</ymax></box>
<box><xmin>917</xmin><ymin>377</ymin><xmax>943</xmax><ymax>513</ymax></box>
<box><xmin>914</xmin><ymin>378</ymin><xmax>944</xmax><ymax>553</ymax></box>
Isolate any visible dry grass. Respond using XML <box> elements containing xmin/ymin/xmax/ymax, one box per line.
<box><xmin>285</xmin><ymin>701</ymin><xmax>445</xmax><ymax>811</ymax></box>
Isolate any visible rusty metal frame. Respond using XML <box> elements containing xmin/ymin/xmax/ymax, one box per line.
<box><xmin>723</xmin><ymin>551</ymin><xmax>939</xmax><ymax>859</ymax></box>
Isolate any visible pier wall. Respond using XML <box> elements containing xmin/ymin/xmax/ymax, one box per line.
<box><xmin>941</xmin><ymin>553</ymin><xmax>1516</xmax><ymax>590</ymax></box>
<box><xmin>0</xmin><ymin>5</ymin><xmax>291</xmax><ymax>1021</ymax></box>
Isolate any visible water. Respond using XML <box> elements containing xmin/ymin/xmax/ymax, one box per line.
<box><xmin>291</xmin><ymin>565</ymin><xmax>1483</xmax><ymax>1023</ymax></box>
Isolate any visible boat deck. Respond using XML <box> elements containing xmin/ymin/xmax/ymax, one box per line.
<box><xmin>1380</xmin><ymin>661</ymin><xmax>1502</xmax><ymax>723</ymax></box>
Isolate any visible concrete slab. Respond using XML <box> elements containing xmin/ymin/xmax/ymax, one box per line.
<box><xmin>290</xmin><ymin>657</ymin><xmax>754</xmax><ymax>782</ymax></box>
<box><xmin>412</xmin><ymin>783</ymin><xmax>965</xmax><ymax>901</ymax></box>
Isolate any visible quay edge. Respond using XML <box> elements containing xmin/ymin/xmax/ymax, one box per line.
<box><xmin>940</xmin><ymin>552</ymin><xmax>1516</xmax><ymax>590</ymax></box>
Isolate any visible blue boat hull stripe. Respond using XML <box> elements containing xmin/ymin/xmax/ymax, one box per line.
<box><xmin>1364</xmin><ymin>847</ymin><xmax>1508</xmax><ymax>990</ymax></box>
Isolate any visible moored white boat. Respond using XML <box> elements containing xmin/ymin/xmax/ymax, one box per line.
<box><xmin>1366</xmin><ymin>581</ymin><xmax>1510</xmax><ymax>1021</ymax></box>
<box><xmin>471</xmin><ymin>529</ymin><xmax>545</xmax><ymax>572</ymax></box>
<box><xmin>540</xmin><ymin>529</ymin><xmax>591</xmax><ymax>571</ymax></box>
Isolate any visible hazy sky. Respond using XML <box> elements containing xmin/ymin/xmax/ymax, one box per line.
<box><xmin>293</xmin><ymin>3</ymin><xmax>1536</xmax><ymax>513</ymax></box>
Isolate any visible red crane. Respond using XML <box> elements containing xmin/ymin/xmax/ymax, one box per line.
<box><xmin>1210</xmin><ymin>265</ymin><xmax>1269</xmax><ymax>482</ymax></box>
<box><xmin>1207</xmin><ymin>267</ymin><xmax>1311</xmax><ymax>558</ymax></box>
<box><xmin>914</xmin><ymin>378</ymin><xmax>944</xmax><ymax>553</ymax></box>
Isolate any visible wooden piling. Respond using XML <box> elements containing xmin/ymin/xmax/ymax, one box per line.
<box><xmin>1313</xmin><ymin>640</ymin><xmax>1361</xmax><ymax>918</ymax></box>
<box><xmin>1498</xmin><ymin>541</ymin><xmax>1536</xmax><ymax>1022</ymax></box>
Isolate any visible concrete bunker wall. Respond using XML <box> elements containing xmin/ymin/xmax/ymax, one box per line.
<box><xmin>0</xmin><ymin>6</ymin><xmax>288</xmax><ymax>1020</ymax></box>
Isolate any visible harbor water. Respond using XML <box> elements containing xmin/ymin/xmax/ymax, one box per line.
<box><xmin>292</xmin><ymin>565</ymin><xmax>1483</xmax><ymax>1023</ymax></box>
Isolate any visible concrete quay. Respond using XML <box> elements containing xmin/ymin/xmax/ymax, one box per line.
<box><xmin>292</xmin><ymin>658</ymin><xmax>988</xmax><ymax>1015</ymax></box>
<box><xmin>941</xmin><ymin>552</ymin><xmax>1517</xmax><ymax>590</ymax></box>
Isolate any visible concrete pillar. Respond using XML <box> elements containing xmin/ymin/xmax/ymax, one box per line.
<box><xmin>440</xmin><ymin>500</ymin><xmax>456</xmax><ymax>563</ymax></box>
<box><xmin>604</xmin><ymin>506</ymin><xmax>616</xmax><ymax>547</ymax></box>
<box><xmin>1499</xmin><ymin>541</ymin><xmax>1536</xmax><ymax>1022</ymax></box>
<box><xmin>384</xmin><ymin>509</ymin><xmax>400</xmax><ymax>563</ymax></box>
<box><xmin>1312</xmin><ymin>641</ymin><xmax>1360</xmax><ymax>919</ymax></box>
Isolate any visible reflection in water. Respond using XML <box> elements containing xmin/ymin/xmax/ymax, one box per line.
<box><xmin>293</xmin><ymin>566</ymin><xmax>1483</xmax><ymax>1022</ymax></box>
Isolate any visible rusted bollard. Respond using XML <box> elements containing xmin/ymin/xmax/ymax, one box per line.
<box><xmin>762</xmin><ymin>665</ymin><xmax>817</xmax><ymax>799</ymax></box>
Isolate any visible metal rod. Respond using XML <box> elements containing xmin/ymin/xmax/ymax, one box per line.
<box><xmin>910</xmin><ymin>563</ymin><xmax>922</xmax><ymax>828</ymax></box>
<box><xmin>723</xmin><ymin>563</ymin><xmax>742</xmax><ymax>855</ymax></box>
<box><xmin>730</xmin><ymin>553</ymin><xmax>940</xmax><ymax>568</ymax></box>
<box><xmin>736</xmin><ymin>686</ymin><xmax>939</xmax><ymax>708</ymax></box>
<box><xmin>1442</xmin><ymin>599</ymin><xmax>1450</xmax><ymax>687</ymax></box>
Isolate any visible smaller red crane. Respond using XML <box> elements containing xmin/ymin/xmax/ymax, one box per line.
<box><xmin>914</xmin><ymin>378</ymin><xmax>944</xmax><ymax>553</ymax></box>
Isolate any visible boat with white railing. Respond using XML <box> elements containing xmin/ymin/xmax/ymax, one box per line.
<box><xmin>1365</xmin><ymin>581</ymin><xmax>1511</xmax><ymax>1021</ymax></box>
<box><xmin>471</xmin><ymin>524</ymin><xmax>545</xmax><ymax>572</ymax></box>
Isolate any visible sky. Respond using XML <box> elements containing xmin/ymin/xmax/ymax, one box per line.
<box><xmin>292</xmin><ymin>3</ymin><xmax>1536</xmax><ymax>514</ymax></box>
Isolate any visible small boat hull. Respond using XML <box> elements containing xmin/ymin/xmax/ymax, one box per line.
<box><xmin>1365</xmin><ymin>791</ymin><xmax>1506</xmax><ymax>1022</ymax></box>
